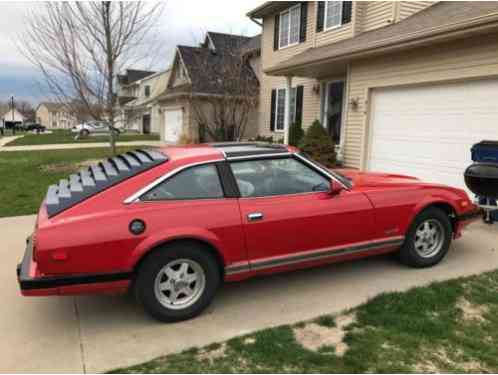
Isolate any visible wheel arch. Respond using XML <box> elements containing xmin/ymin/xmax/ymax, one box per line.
<box><xmin>132</xmin><ymin>237</ymin><xmax>226</xmax><ymax>280</ymax></box>
<box><xmin>412</xmin><ymin>200</ymin><xmax>458</xmax><ymax>233</ymax></box>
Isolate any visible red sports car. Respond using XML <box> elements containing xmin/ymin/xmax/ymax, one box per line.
<box><xmin>17</xmin><ymin>143</ymin><xmax>480</xmax><ymax>321</ymax></box>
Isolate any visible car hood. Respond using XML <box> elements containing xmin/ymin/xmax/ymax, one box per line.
<box><xmin>335</xmin><ymin>169</ymin><xmax>422</xmax><ymax>188</ymax></box>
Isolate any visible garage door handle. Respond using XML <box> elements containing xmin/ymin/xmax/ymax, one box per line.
<box><xmin>247</xmin><ymin>212</ymin><xmax>264</xmax><ymax>221</ymax></box>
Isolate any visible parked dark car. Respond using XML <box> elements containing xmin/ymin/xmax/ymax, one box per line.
<box><xmin>24</xmin><ymin>123</ymin><xmax>46</xmax><ymax>132</ymax></box>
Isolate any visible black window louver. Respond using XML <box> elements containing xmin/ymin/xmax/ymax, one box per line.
<box><xmin>44</xmin><ymin>149</ymin><xmax>168</xmax><ymax>217</ymax></box>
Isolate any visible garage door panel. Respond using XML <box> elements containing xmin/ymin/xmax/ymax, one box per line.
<box><xmin>368</xmin><ymin>79</ymin><xmax>498</xmax><ymax>192</ymax></box>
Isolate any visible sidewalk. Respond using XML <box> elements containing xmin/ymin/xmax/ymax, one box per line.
<box><xmin>0</xmin><ymin>136</ymin><xmax>23</xmax><ymax>147</ymax></box>
<box><xmin>0</xmin><ymin>140</ymin><xmax>164</xmax><ymax>152</ymax></box>
<box><xmin>1</xmin><ymin>214</ymin><xmax>497</xmax><ymax>373</ymax></box>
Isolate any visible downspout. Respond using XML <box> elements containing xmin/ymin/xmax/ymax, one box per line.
<box><xmin>249</xmin><ymin>17</ymin><xmax>263</xmax><ymax>27</ymax></box>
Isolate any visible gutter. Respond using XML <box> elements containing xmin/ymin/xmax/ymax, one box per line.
<box><xmin>267</xmin><ymin>11</ymin><xmax>498</xmax><ymax>76</ymax></box>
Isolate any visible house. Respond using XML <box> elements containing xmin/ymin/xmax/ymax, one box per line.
<box><xmin>154</xmin><ymin>32</ymin><xmax>261</xmax><ymax>143</ymax></box>
<box><xmin>116</xmin><ymin>70</ymin><xmax>170</xmax><ymax>134</ymax></box>
<box><xmin>36</xmin><ymin>102</ymin><xmax>77</xmax><ymax>129</ymax></box>
<box><xmin>1</xmin><ymin>107</ymin><xmax>24</xmax><ymax>129</ymax></box>
<box><xmin>115</xmin><ymin>69</ymin><xmax>168</xmax><ymax>133</ymax></box>
<box><xmin>247</xmin><ymin>1</ymin><xmax>498</xmax><ymax>192</ymax></box>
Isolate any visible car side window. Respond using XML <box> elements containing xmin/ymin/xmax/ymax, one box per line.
<box><xmin>230</xmin><ymin>157</ymin><xmax>330</xmax><ymax>198</ymax></box>
<box><xmin>141</xmin><ymin>164</ymin><xmax>224</xmax><ymax>201</ymax></box>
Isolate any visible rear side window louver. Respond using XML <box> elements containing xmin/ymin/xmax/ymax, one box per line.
<box><xmin>45</xmin><ymin>149</ymin><xmax>168</xmax><ymax>217</ymax></box>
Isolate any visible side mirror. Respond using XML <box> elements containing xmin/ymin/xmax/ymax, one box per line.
<box><xmin>329</xmin><ymin>180</ymin><xmax>344</xmax><ymax>195</ymax></box>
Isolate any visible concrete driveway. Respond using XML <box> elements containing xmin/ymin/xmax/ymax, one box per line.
<box><xmin>1</xmin><ymin>215</ymin><xmax>497</xmax><ymax>373</ymax></box>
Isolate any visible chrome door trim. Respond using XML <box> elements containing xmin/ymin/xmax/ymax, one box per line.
<box><xmin>123</xmin><ymin>159</ymin><xmax>224</xmax><ymax>204</ymax></box>
<box><xmin>294</xmin><ymin>153</ymin><xmax>350</xmax><ymax>191</ymax></box>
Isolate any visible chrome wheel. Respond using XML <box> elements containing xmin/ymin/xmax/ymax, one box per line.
<box><xmin>414</xmin><ymin>219</ymin><xmax>445</xmax><ymax>258</ymax></box>
<box><xmin>154</xmin><ymin>259</ymin><xmax>206</xmax><ymax>310</ymax></box>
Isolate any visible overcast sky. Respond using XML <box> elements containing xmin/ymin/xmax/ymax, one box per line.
<box><xmin>0</xmin><ymin>1</ymin><xmax>262</xmax><ymax>104</ymax></box>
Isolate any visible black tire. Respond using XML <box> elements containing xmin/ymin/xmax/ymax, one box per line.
<box><xmin>134</xmin><ymin>243</ymin><xmax>221</xmax><ymax>322</ymax></box>
<box><xmin>80</xmin><ymin>129</ymin><xmax>90</xmax><ymax>137</ymax></box>
<box><xmin>398</xmin><ymin>207</ymin><xmax>452</xmax><ymax>268</ymax></box>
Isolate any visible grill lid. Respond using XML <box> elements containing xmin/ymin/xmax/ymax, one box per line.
<box><xmin>45</xmin><ymin>149</ymin><xmax>167</xmax><ymax>217</ymax></box>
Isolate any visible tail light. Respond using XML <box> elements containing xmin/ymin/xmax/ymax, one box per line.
<box><xmin>31</xmin><ymin>232</ymin><xmax>38</xmax><ymax>262</ymax></box>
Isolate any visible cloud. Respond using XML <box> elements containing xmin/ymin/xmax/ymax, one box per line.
<box><xmin>0</xmin><ymin>0</ymin><xmax>262</xmax><ymax>103</ymax></box>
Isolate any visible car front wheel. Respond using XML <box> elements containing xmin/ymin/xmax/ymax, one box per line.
<box><xmin>135</xmin><ymin>243</ymin><xmax>220</xmax><ymax>322</ymax></box>
<box><xmin>398</xmin><ymin>207</ymin><xmax>452</xmax><ymax>268</ymax></box>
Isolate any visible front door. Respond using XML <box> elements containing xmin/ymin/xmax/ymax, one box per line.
<box><xmin>323</xmin><ymin>81</ymin><xmax>345</xmax><ymax>144</ymax></box>
<box><xmin>230</xmin><ymin>156</ymin><xmax>375</xmax><ymax>272</ymax></box>
<box><xmin>142</xmin><ymin>114</ymin><xmax>151</xmax><ymax>134</ymax></box>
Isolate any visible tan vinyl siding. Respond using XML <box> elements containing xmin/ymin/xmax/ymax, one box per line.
<box><xmin>398</xmin><ymin>1</ymin><xmax>435</xmax><ymax>21</ymax></box>
<box><xmin>343</xmin><ymin>33</ymin><xmax>498</xmax><ymax>169</ymax></box>
<box><xmin>315</xmin><ymin>23</ymin><xmax>354</xmax><ymax>47</ymax></box>
<box><xmin>262</xmin><ymin>2</ymin><xmax>316</xmax><ymax>69</ymax></box>
<box><xmin>361</xmin><ymin>2</ymin><xmax>394</xmax><ymax>32</ymax></box>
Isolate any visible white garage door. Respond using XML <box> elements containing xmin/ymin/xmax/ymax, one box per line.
<box><xmin>368</xmin><ymin>79</ymin><xmax>498</xmax><ymax>192</ymax></box>
<box><xmin>164</xmin><ymin>109</ymin><xmax>183</xmax><ymax>143</ymax></box>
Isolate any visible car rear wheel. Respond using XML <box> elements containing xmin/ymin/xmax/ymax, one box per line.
<box><xmin>135</xmin><ymin>243</ymin><xmax>220</xmax><ymax>322</ymax></box>
<box><xmin>80</xmin><ymin>129</ymin><xmax>90</xmax><ymax>137</ymax></box>
<box><xmin>398</xmin><ymin>207</ymin><xmax>452</xmax><ymax>268</ymax></box>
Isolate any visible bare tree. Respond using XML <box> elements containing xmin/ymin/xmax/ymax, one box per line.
<box><xmin>189</xmin><ymin>47</ymin><xmax>259</xmax><ymax>142</ymax></box>
<box><xmin>19</xmin><ymin>2</ymin><xmax>163</xmax><ymax>153</ymax></box>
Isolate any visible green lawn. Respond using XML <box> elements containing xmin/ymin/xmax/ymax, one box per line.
<box><xmin>113</xmin><ymin>270</ymin><xmax>498</xmax><ymax>373</ymax></box>
<box><xmin>5</xmin><ymin>129</ymin><xmax>159</xmax><ymax>146</ymax></box>
<box><xmin>0</xmin><ymin>147</ymin><xmax>143</xmax><ymax>217</ymax></box>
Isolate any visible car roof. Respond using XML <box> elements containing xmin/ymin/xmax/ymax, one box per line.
<box><xmin>157</xmin><ymin>143</ymin><xmax>294</xmax><ymax>163</ymax></box>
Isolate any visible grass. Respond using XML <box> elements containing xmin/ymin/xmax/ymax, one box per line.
<box><xmin>4</xmin><ymin>129</ymin><xmax>159</xmax><ymax>146</ymax></box>
<box><xmin>0</xmin><ymin>147</ymin><xmax>143</xmax><ymax>217</ymax></box>
<box><xmin>111</xmin><ymin>270</ymin><xmax>498</xmax><ymax>373</ymax></box>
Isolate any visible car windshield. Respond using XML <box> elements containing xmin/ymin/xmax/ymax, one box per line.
<box><xmin>298</xmin><ymin>152</ymin><xmax>353</xmax><ymax>189</ymax></box>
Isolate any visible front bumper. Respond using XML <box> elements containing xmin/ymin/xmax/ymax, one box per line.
<box><xmin>17</xmin><ymin>237</ymin><xmax>132</xmax><ymax>296</ymax></box>
<box><xmin>453</xmin><ymin>208</ymin><xmax>483</xmax><ymax>238</ymax></box>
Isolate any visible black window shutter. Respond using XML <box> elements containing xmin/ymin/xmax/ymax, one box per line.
<box><xmin>299</xmin><ymin>2</ymin><xmax>308</xmax><ymax>43</ymax></box>
<box><xmin>295</xmin><ymin>86</ymin><xmax>304</xmax><ymax>125</ymax></box>
<box><xmin>273</xmin><ymin>14</ymin><xmax>280</xmax><ymax>51</ymax></box>
<box><xmin>316</xmin><ymin>1</ymin><xmax>325</xmax><ymax>32</ymax></box>
<box><xmin>270</xmin><ymin>89</ymin><xmax>277</xmax><ymax>131</ymax></box>
<box><xmin>342</xmin><ymin>1</ymin><xmax>352</xmax><ymax>25</ymax></box>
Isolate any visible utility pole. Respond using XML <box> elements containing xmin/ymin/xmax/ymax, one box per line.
<box><xmin>11</xmin><ymin>95</ymin><xmax>16</xmax><ymax>135</ymax></box>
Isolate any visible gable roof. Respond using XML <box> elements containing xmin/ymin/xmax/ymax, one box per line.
<box><xmin>206</xmin><ymin>32</ymin><xmax>253</xmax><ymax>53</ymax></box>
<box><xmin>240</xmin><ymin>34</ymin><xmax>261</xmax><ymax>56</ymax></box>
<box><xmin>38</xmin><ymin>102</ymin><xmax>65</xmax><ymax>112</ymax></box>
<box><xmin>267</xmin><ymin>1</ymin><xmax>498</xmax><ymax>76</ymax></box>
<box><xmin>117</xmin><ymin>69</ymin><xmax>156</xmax><ymax>86</ymax></box>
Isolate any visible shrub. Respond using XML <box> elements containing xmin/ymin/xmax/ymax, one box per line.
<box><xmin>249</xmin><ymin>135</ymin><xmax>276</xmax><ymax>143</ymax></box>
<box><xmin>300</xmin><ymin>120</ymin><xmax>336</xmax><ymax>167</ymax></box>
<box><xmin>288</xmin><ymin>121</ymin><xmax>304</xmax><ymax>147</ymax></box>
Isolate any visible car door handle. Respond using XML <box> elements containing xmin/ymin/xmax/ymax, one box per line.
<box><xmin>247</xmin><ymin>212</ymin><xmax>264</xmax><ymax>221</ymax></box>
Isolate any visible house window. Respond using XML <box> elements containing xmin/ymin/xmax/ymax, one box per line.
<box><xmin>279</xmin><ymin>5</ymin><xmax>300</xmax><ymax>49</ymax></box>
<box><xmin>325</xmin><ymin>1</ymin><xmax>343</xmax><ymax>30</ymax></box>
<box><xmin>275</xmin><ymin>87</ymin><xmax>297</xmax><ymax>132</ymax></box>
<box><xmin>144</xmin><ymin>85</ymin><xmax>151</xmax><ymax>98</ymax></box>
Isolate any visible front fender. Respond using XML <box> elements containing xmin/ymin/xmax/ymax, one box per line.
<box><xmin>127</xmin><ymin>226</ymin><xmax>225</xmax><ymax>269</ymax></box>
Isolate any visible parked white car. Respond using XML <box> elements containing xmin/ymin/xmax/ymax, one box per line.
<box><xmin>71</xmin><ymin>121</ymin><xmax>120</xmax><ymax>136</ymax></box>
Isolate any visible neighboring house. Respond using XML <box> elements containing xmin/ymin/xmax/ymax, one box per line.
<box><xmin>116</xmin><ymin>70</ymin><xmax>170</xmax><ymax>134</ymax></box>
<box><xmin>115</xmin><ymin>69</ymin><xmax>169</xmax><ymax>133</ymax></box>
<box><xmin>154</xmin><ymin>31</ymin><xmax>261</xmax><ymax>143</ymax></box>
<box><xmin>36</xmin><ymin>102</ymin><xmax>77</xmax><ymax>129</ymax></box>
<box><xmin>247</xmin><ymin>1</ymin><xmax>498</xmax><ymax>192</ymax></box>
<box><xmin>1</xmin><ymin>107</ymin><xmax>24</xmax><ymax>129</ymax></box>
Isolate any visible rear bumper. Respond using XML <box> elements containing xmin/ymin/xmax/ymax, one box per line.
<box><xmin>17</xmin><ymin>237</ymin><xmax>132</xmax><ymax>296</ymax></box>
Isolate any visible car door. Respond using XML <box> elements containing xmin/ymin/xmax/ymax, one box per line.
<box><xmin>230</xmin><ymin>156</ymin><xmax>376</xmax><ymax>272</ymax></box>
